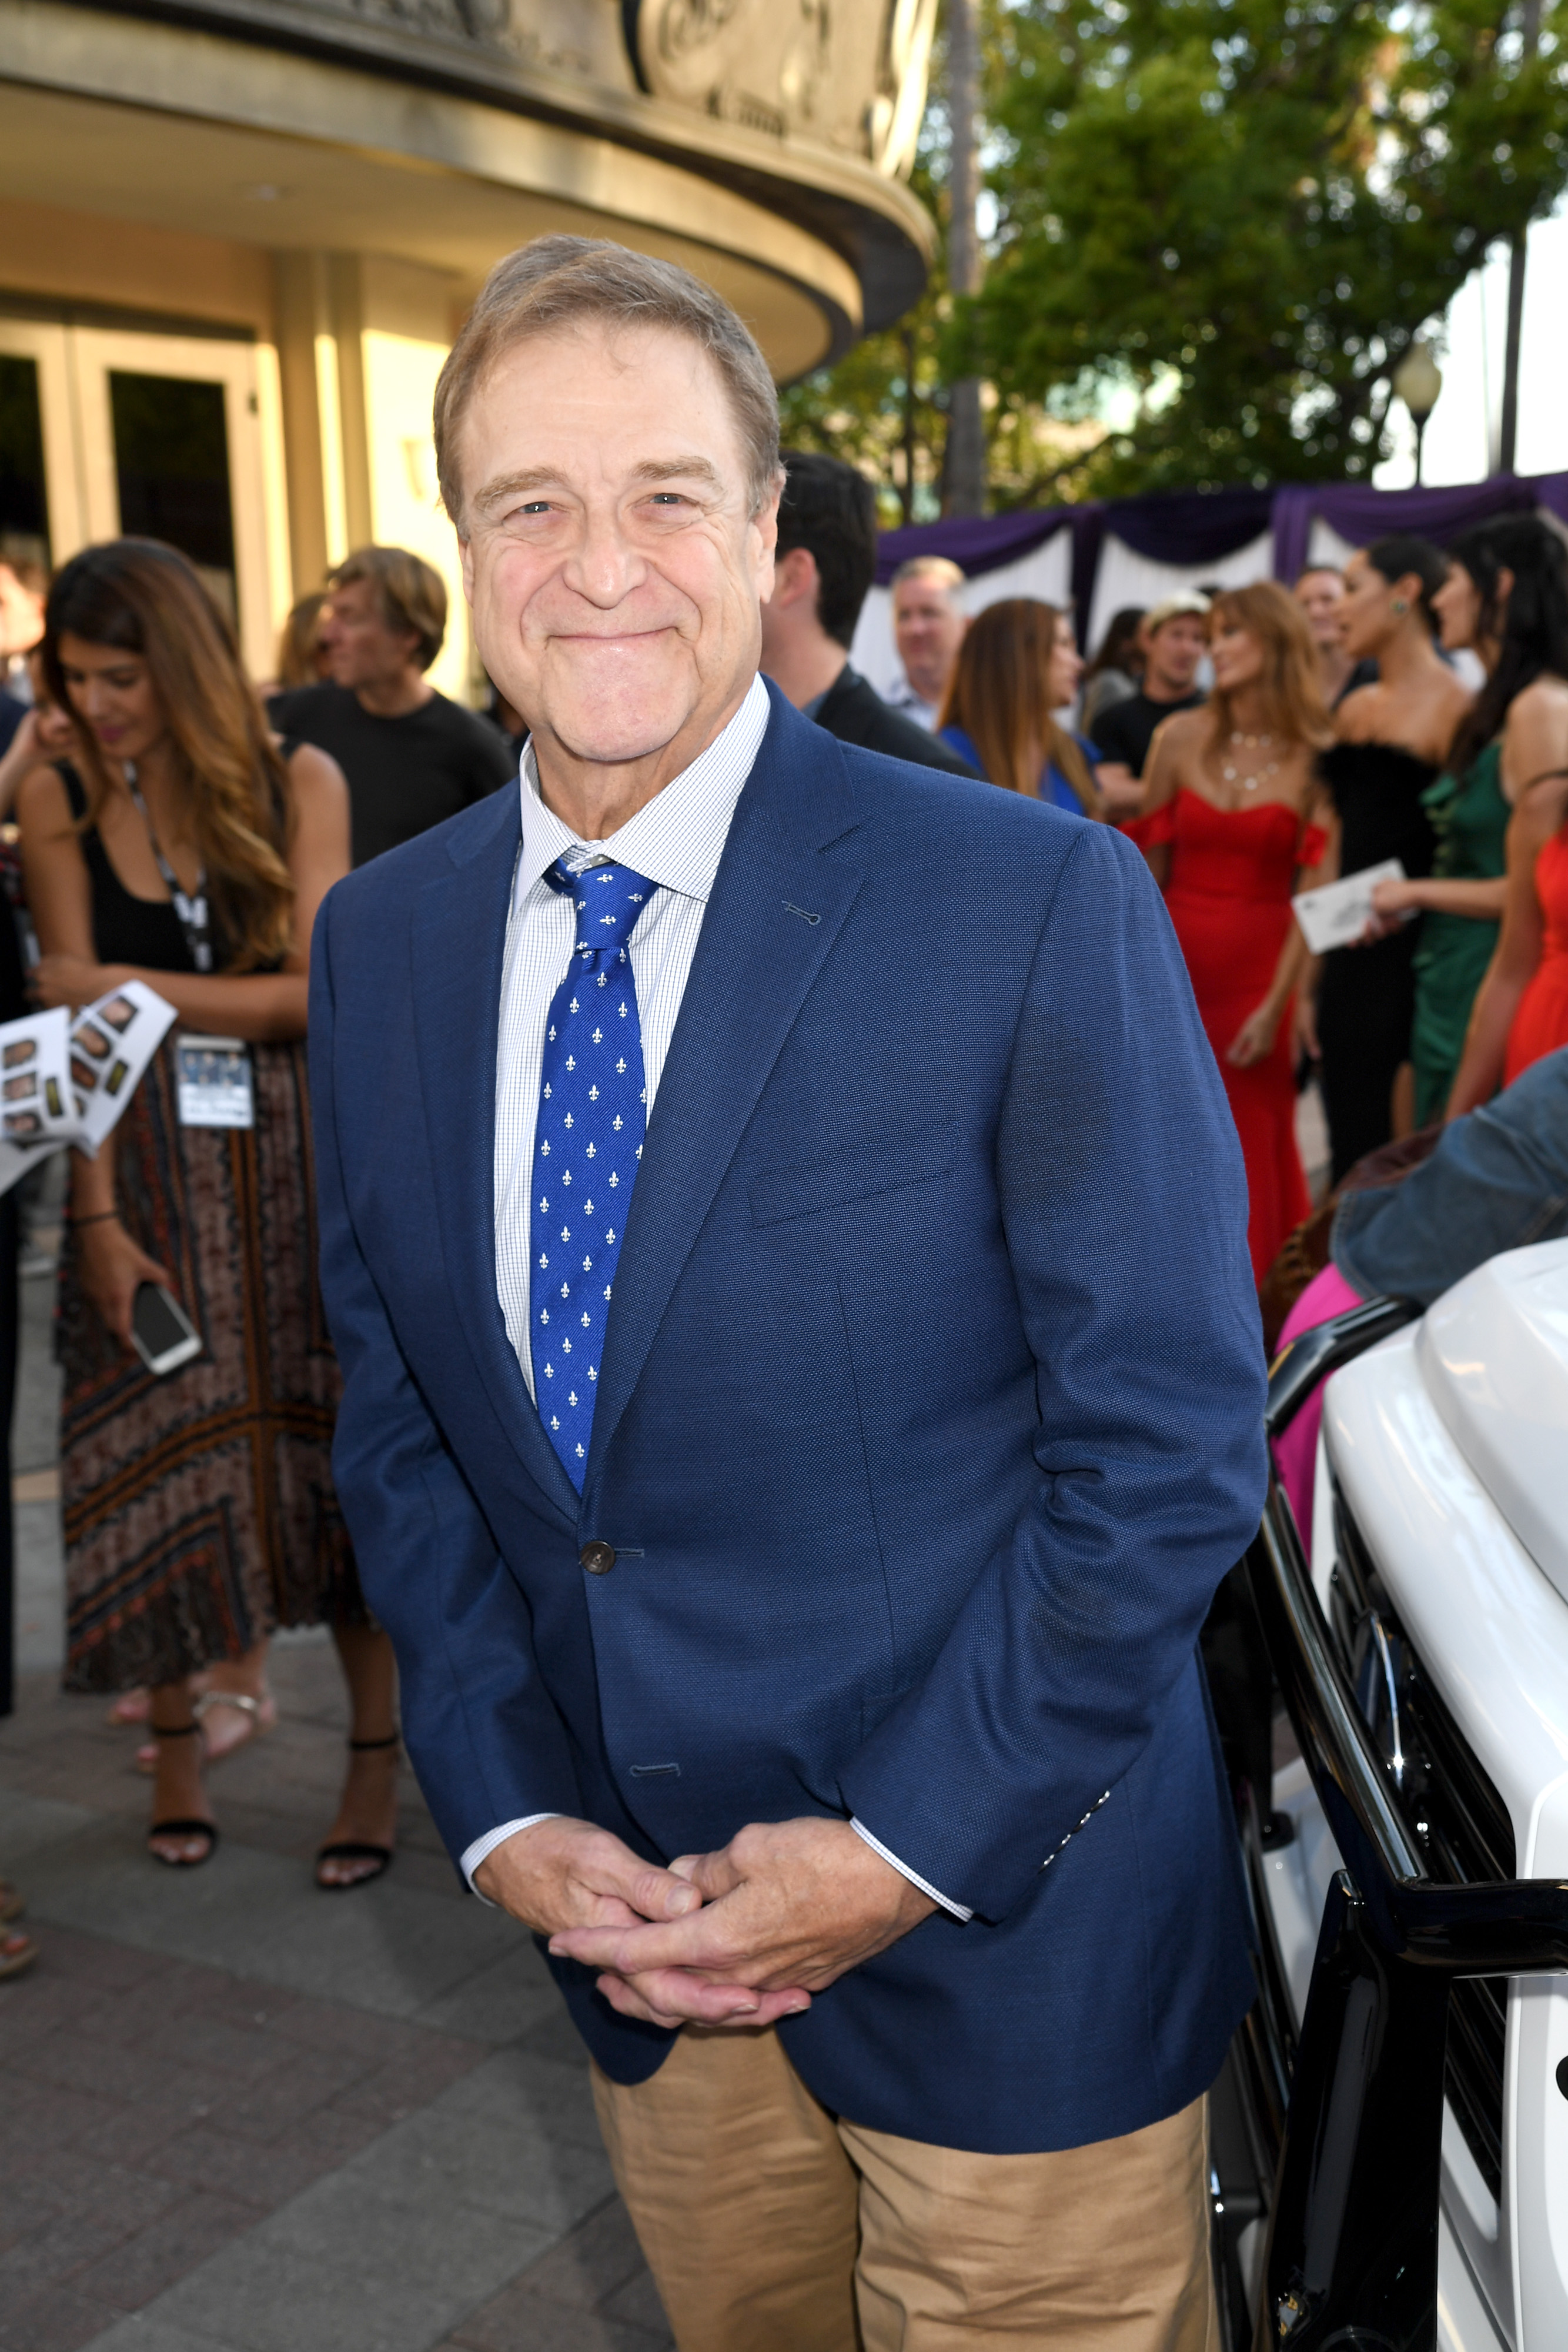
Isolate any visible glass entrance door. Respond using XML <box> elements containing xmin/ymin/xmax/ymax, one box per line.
<box><xmin>0</xmin><ymin>318</ymin><xmax>285</xmax><ymax>681</ymax></box>
<box><xmin>71</xmin><ymin>330</ymin><xmax>281</xmax><ymax>680</ymax></box>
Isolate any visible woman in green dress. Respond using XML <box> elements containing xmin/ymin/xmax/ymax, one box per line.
<box><xmin>1366</xmin><ymin>517</ymin><xmax>1550</xmax><ymax>1121</ymax></box>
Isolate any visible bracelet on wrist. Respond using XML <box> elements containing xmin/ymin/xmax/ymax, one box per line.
<box><xmin>69</xmin><ymin>1210</ymin><xmax>121</xmax><ymax>1228</ymax></box>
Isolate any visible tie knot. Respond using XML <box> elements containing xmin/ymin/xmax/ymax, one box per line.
<box><xmin>552</xmin><ymin>860</ymin><xmax>656</xmax><ymax>963</ymax></box>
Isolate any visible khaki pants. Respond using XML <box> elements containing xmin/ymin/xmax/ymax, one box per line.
<box><xmin>591</xmin><ymin>2026</ymin><xmax>1218</xmax><ymax>2352</ymax></box>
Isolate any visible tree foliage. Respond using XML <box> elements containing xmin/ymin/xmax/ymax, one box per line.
<box><xmin>962</xmin><ymin>0</ymin><xmax>1568</xmax><ymax>493</ymax></box>
<box><xmin>778</xmin><ymin>161</ymin><xmax>953</xmax><ymax>524</ymax></box>
<box><xmin>778</xmin><ymin>146</ymin><xmax>1101</xmax><ymax>516</ymax></box>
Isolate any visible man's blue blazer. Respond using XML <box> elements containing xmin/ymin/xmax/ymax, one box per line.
<box><xmin>309</xmin><ymin>683</ymin><xmax>1266</xmax><ymax>2156</ymax></box>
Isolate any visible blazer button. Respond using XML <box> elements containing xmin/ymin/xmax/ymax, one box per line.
<box><xmin>580</xmin><ymin>1541</ymin><xmax>616</xmax><ymax>1576</ymax></box>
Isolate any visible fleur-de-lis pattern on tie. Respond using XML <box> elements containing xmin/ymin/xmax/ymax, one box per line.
<box><xmin>530</xmin><ymin>860</ymin><xmax>655</xmax><ymax>1489</ymax></box>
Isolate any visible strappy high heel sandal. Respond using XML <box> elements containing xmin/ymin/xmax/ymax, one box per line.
<box><xmin>315</xmin><ymin>1733</ymin><xmax>399</xmax><ymax>1891</ymax></box>
<box><xmin>146</xmin><ymin>1723</ymin><xmax>219</xmax><ymax>1867</ymax></box>
<box><xmin>193</xmin><ymin>1684</ymin><xmax>279</xmax><ymax>1762</ymax></box>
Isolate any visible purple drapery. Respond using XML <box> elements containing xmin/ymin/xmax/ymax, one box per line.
<box><xmin>875</xmin><ymin>473</ymin><xmax>1568</xmax><ymax>646</ymax></box>
<box><xmin>1269</xmin><ymin>475</ymin><xmax>1568</xmax><ymax>580</ymax></box>
<box><xmin>873</xmin><ymin>507</ymin><xmax>1074</xmax><ymax>586</ymax></box>
<box><xmin>873</xmin><ymin>486</ymin><xmax>1276</xmax><ymax>589</ymax></box>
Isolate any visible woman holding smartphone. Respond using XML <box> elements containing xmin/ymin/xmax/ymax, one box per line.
<box><xmin>18</xmin><ymin>539</ymin><xmax>400</xmax><ymax>1883</ymax></box>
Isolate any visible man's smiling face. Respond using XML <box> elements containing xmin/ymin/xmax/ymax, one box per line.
<box><xmin>457</xmin><ymin>321</ymin><xmax>779</xmax><ymax>779</ymax></box>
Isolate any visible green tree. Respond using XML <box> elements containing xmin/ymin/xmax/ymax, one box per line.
<box><xmin>778</xmin><ymin>142</ymin><xmax>1099</xmax><ymax>517</ymax></box>
<box><xmin>962</xmin><ymin>0</ymin><xmax>1568</xmax><ymax>493</ymax></box>
<box><xmin>779</xmin><ymin>159</ymin><xmax>953</xmax><ymax>523</ymax></box>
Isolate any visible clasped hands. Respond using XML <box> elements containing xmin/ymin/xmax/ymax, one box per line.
<box><xmin>474</xmin><ymin>1815</ymin><xmax>937</xmax><ymax>2030</ymax></box>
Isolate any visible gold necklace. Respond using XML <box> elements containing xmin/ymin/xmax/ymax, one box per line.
<box><xmin>1222</xmin><ymin>730</ymin><xmax>1281</xmax><ymax>794</ymax></box>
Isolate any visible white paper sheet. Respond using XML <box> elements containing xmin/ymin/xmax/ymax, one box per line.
<box><xmin>1292</xmin><ymin>860</ymin><xmax>1409</xmax><ymax>956</ymax></box>
<box><xmin>0</xmin><ymin>981</ymin><xmax>178</xmax><ymax>1195</ymax></box>
<box><xmin>69</xmin><ymin>981</ymin><xmax>178</xmax><ymax>1154</ymax></box>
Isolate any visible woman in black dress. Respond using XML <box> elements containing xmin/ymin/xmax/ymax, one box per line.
<box><xmin>1302</xmin><ymin>535</ymin><xmax>1473</xmax><ymax>1181</ymax></box>
<box><xmin>18</xmin><ymin>540</ymin><xmax>400</xmax><ymax>1885</ymax></box>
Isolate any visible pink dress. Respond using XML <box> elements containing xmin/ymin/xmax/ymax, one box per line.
<box><xmin>1271</xmin><ymin>1264</ymin><xmax>1365</xmax><ymax>1549</ymax></box>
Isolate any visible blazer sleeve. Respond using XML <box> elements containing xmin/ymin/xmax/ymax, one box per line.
<box><xmin>309</xmin><ymin>887</ymin><xmax>584</xmax><ymax>1863</ymax></box>
<box><xmin>837</xmin><ymin>821</ymin><xmax>1269</xmax><ymax>1922</ymax></box>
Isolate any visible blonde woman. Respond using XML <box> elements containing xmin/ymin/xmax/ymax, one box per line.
<box><xmin>1132</xmin><ymin>582</ymin><xmax>1333</xmax><ymax>1281</ymax></box>
<box><xmin>18</xmin><ymin>538</ymin><xmax>399</xmax><ymax>1885</ymax></box>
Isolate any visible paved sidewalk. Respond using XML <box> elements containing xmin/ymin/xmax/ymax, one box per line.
<box><xmin>1</xmin><ymin>1238</ymin><xmax>673</xmax><ymax>2352</ymax></box>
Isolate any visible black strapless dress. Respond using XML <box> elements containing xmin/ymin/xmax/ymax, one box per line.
<box><xmin>1316</xmin><ymin>741</ymin><xmax>1439</xmax><ymax>1183</ymax></box>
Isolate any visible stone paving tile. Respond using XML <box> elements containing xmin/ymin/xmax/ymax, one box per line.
<box><xmin>601</xmin><ymin>2265</ymin><xmax>677</xmax><ymax>2338</ymax></box>
<box><xmin>446</xmin><ymin>2290</ymin><xmax>670</xmax><ymax>2352</ymax></box>
<box><xmin>142</xmin><ymin>2198</ymin><xmax>554</xmax><ymax>2352</ymax></box>
<box><xmin>327</xmin><ymin>2037</ymin><xmax>491</xmax><ymax>2129</ymax></box>
<box><xmin>142</xmin><ymin>2124</ymin><xmax>350</xmax><ymax>2212</ymax></box>
<box><xmin>490</xmin><ymin>2193</ymin><xmax>647</xmax><ymax>2311</ymax></box>
<box><xmin>74</xmin><ymin>2192</ymin><xmax>258</xmax><ymax>2314</ymax></box>
<box><xmin>263</xmin><ymin>1993</ymin><xmax>480</xmax><ymax>2065</ymax></box>
<box><xmin>0</xmin><ymin>2070</ymin><xmax>122</xmax><ymax>2157</ymax></box>
<box><xmin>72</xmin><ymin>2089</ymin><xmax>246</xmax><ymax>2172</ymax></box>
<box><xmin>3</xmin><ymin>1638</ymin><xmax>673</xmax><ymax>2352</ymax></box>
<box><xmin>443</xmin><ymin>2197</ymin><xmax>674</xmax><ymax>2352</ymax></box>
<box><xmin>68</xmin><ymin>2323</ymin><xmax>243</xmax><ymax>2352</ymax></box>
<box><xmin>0</xmin><ymin>2178</ymin><xmax>175</xmax><ymax>2304</ymax></box>
<box><xmin>19</xmin><ymin>1826</ymin><xmax>527</xmax><ymax>2022</ymax></box>
<box><xmin>9</xmin><ymin>2026</ymin><xmax>236</xmax><ymax>2112</ymax></box>
<box><xmin>0</xmin><ymin>2280</ymin><xmax>123</xmax><ymax>2352</ymax></box>
<box><xmin>69</xmin><ymin>2314</ymin><xmax>243</xmax><ymax>2352</ymax></box>
<box><xmin>412</xmin><ymin>1946</ymin><xmax>563</xmax><ymax>2049</ymax></box>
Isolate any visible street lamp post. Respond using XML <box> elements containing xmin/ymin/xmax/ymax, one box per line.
<box><xmin>1392</xmin><ymin>342</ymin><xmax>1443</xmax><ymax>486</ymax></box>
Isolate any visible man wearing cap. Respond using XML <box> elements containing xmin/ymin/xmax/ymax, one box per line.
<box><xmin>1089</xmin><ymin>592</ymin><xmax>1209</xmax><ymax>815</ymax></box>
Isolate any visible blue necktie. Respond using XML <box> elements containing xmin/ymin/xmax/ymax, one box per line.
<box><xmin>530</xmin><ymin>859</ymin><xmax>655</xmax><ymax>1489</ymax></box>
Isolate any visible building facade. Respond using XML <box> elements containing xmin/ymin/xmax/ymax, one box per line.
<box><xmin>0</xmin><ymin>0</ymin><xmax>936</xmax><ymax>692</ymax></box>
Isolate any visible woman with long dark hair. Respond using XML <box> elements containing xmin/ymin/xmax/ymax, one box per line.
<box><xmin>1442</xmin><ymin>522</ymin><xmax>1568</xmax><ymax>1110</ymax></box>
<box><xmin>937</xmin><ymin>598</ymin><xmax>1104</xmax><ymax>816</ymax></box>
<box><xmin>18</xmin><ymin>540</ymin><xmax>400</xmax><ymax>1883</ymax></box>
<box><xmin>1376</xmin><ymin>516</ymin><xmax>1566</xmax><ymax>1120</ymax></box>
<box><xmin>1302</xmin><ymin>534</ymin><xmax>1472</xmax><ymax>1178</ymax></box>
<box><xmin>1132</xmin><ymin>582</ymin><xmax>1333</xmax><ymax>1282</ymax></box>
<box><xmin>1079</xmin><ymin>604</ymin><xmax>1145</xmax><ymax>733</ymax></box>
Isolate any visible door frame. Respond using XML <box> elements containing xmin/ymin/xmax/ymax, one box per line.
<box><xmin>0</xmin><ymin>316</ymin><xmax>289</xmax><ymax>681</ymax></box>
<box><xmin>0</xmin><ymin>316</ymin><xmax>88</xmax><ymax>560</ymax></box>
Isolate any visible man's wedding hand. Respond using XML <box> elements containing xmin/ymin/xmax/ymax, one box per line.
<box><xmin>547</xmin><ymin>1816</ymin><xmax>937</xmax><ymax>2031</ymax></box>
<box><xmin>474</xmin><ymin>1818</ymin><xmax>778</xmax><ymax>2026</ymax></box>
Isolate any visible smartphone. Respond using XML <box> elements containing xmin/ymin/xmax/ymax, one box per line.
<box><xmin>131</xmin><ymin>1282</ymin><xmax>202</xmax><ymax>1377</ymax></box>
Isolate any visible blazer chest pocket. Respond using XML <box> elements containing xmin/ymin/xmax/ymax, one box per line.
<box><xmin>749</xmin><ymin>1122</ymin><xmax>958</xmax><ymax>1228</ymax></box>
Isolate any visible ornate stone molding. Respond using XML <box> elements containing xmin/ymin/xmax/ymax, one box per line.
<box><xmin>624</xmin><ymin>0</ymin><xmax>937</xmax><ymax>176</ymax></box>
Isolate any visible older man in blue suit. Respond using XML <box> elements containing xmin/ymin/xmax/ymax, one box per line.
<box><xmin>310</xmin><ymin>236</ymin><xmax>1267</xmax><ymax>2350</ymax></box>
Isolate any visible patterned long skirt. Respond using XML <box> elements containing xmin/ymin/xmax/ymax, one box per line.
<box><xmin>60</xmin><ymin>1035</ymin><xmax>364</xmax><ymax>1692</ymax></box>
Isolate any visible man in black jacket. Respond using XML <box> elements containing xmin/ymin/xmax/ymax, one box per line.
<box><xmin>759</xmin><ymin>453</ymin><xmax>978</xmax><ymax>777</ymax></box>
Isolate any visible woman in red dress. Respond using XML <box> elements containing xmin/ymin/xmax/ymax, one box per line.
<box><xmin>1131</xmin><ymin>582</ymin><xmax>1333</xmax><ymax>1284</ymax></box>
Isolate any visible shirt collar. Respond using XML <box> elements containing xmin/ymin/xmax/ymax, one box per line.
<box><xmin>514</xmin><ymin>674</ymin><xmax>770</xmax><ymax>915</ymax></box>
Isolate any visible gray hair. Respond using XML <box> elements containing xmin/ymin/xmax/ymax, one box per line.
<box><xmin>433</xmin><ymin>236</ymin><xmax>782</xmax><ymax>530</ymax></box>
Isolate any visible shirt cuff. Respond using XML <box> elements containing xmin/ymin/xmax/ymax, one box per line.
<box><xmin>850</xmin><ymin>1818</ymin><xmax>972</xmax><ymax>1922</ymax></box>
<box><xmin>460</xmin><ymin>1814</ymin><xmax>563</xmax><ymax>1902</ymax></box>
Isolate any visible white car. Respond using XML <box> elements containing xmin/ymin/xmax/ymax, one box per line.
<box><xmin>1222</xmin><ymin>1238</ymin><xmax>1568</xmax><ymax>2352</ymax></box>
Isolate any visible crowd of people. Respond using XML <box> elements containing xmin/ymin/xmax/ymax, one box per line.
<box><xmin>0</xmin><ymin>432</ymin><xmax>1564</xmax><ymax>1953</ymax></box>
<box><xmin>0</xmin><ymin>228</ymin><xmax>1562</xmax><ymax>2352</ymax></box>
<box><xmin>837</xmin><ymin>507</ymin><xmax>1568</xmax><ymax>1290</ymax></box>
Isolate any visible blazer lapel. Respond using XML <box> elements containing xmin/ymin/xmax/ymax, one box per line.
<box><xmin>411</xmin><ymin>790</ymin><xmax>580</xmax><ymax>1525</ymax></box>
<box><xmin>584</xmin><ymin>696</ymin><xmax>865</xmax><ymax>1494</ymax></box>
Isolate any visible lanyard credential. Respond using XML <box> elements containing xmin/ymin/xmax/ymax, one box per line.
<box><xmin>125</xmin><ymin>763</ymin><xmax>213</xmax><ymax>973</ymax></box>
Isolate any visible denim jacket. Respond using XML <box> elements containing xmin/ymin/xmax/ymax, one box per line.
<box><xmin>1332</xmin><ymin>1047</ymin><xmax>1568</xmax><ymax>1307</ymax></box>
